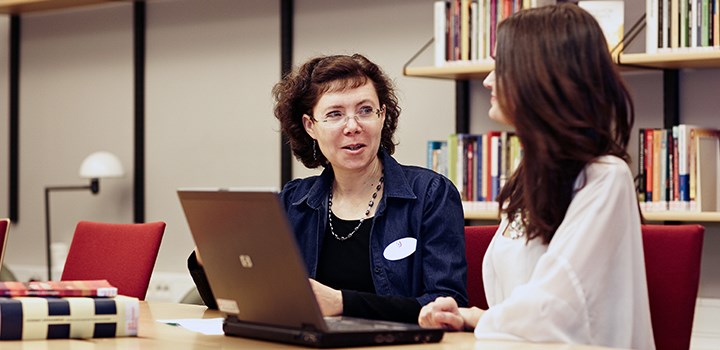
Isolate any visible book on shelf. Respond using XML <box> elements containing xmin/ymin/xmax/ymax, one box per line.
<box><xmin>432</xmin><ymin>0</ymin><xmax>559</xmax><ymax>65</ymax></box>
<box><xmin>0</xmin><ymin>295</ymin><xmax>139</xmax><ymax>340</ymax></box>
<box><xmin>648</xmin><ymin>0</ymin><xmax>720</xmax><ymax>52</ymax></box>
<box><xmin>638</xmin><ymin>125</ymin><xmax>719</xmax><ymax>213</ymax></box>
<box><xmin>578</xmin><ymin>1</ymin><xmax>624</xmax><ymax>53</ymax></box>
<box><xmin>426</xmin><ymin>131</ymin><xmax>520</xmax><ymax>203</ymax></box>
<box><xmin>694</xmin><ymin>128</ymin><xmax>720</xmax><ymax>211</ymax></box>
<box><xmin>0</xmin><ymin>280</ymin><xmax>118</xmax><ymax>297</ymax></box>
<box><xmin>433</xmin><ymin>1</ymin><xmax>449</xmax><ymax>66</ymax></box>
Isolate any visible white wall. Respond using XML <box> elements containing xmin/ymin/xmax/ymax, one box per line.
<box><xmin>0</xmin><ymin>0</ymin><xmax>719</xmax><ymax>298</ymax></box>
<box><xmin>7</xmin><ymin>4</ymin><xmax>135</xmax><ymax>278</ymax></box>
<box><xmin>144</xmin><ymin>0</ymin><xmax>280</xmax><ymax>274</ymax></box>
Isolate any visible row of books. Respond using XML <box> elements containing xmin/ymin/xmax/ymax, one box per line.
<box><xmin>646</xmin><ymin>0</ymin><xmax>720</xmax><ymax>53</ymax></box>
<box><xmin>637</xmin><ymin>126</ymin><xmax>720</xmax><ymax>212</ymax></box>
<box><xmin>427</xmin><ymin>132</ymin><xmax>522</xmax><ymax>202</ymax></box>
<box><xmin>0</xmin><ymin>279</ymin><xmax>138</xmax><ymax>340</ymax></box>
<box><xmin>433</xmin><ymin>0</ymin><xmax>557</xmax><ymax>66</ymax></box>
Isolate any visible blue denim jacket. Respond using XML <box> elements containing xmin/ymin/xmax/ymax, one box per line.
<box><xmin>280</xmin><ymin>151</ymin><xmax>468</xmax><ymax>307</ymax></box>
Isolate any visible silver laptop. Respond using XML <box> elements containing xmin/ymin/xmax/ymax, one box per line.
<box><xmin>178</xmin><ymin>189</ymin><xmax>444</xmax><ymax>348</ymax></box>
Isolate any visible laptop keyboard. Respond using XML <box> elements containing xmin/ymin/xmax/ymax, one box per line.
<box><xmin>324</xmin><ymin>317</ymin><xmax>413</xmax><ymax>331</ymax></box>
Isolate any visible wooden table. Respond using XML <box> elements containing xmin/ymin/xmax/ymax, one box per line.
<box><xmin>1</xmin><ymin>302</ymin><xmax>620</xmax><ymax>349</ymax></box>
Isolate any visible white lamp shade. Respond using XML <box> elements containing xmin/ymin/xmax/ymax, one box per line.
<box><xmin>79</xmin><ymin>151</ymin><xmax>125</xmax><ymax>178</ymax></box>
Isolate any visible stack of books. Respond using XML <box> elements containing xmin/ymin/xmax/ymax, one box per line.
<box><xmin>0</xmin><ymin>280</ymin><xmax>139</xmax><ymax>340</ymax></box>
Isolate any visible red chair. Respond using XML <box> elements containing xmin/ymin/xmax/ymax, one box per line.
<box><xmin>464</xmin><ymin>225</ymin><xmax>497</xmax><ymax>310</ymax></box>
<box><xmin>464</xmin><ymin>224</ymin><xmax>705</xmax><ymax>350</ymax></box>
<box><xmin>61</xmin><ymin>221</ymin><xmax>166</xmax><ymax>300</ymax></box>
<box><xmin>642</xmin><ymin>224</ymin><xmax>704</xmax><ymax>350</ymax></box>
<box><xmin>0</xmin><ymin>218</ymin><xmax>9</xmax><ymax>265</ymax></box>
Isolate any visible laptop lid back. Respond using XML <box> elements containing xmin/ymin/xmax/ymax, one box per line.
<box><xmin>178</xmin><ymin>189</ymin><xmax>328</xmax><ymax>331</ymax></box>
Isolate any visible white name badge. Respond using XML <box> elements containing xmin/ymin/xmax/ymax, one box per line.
<box><xmin>383</xmin><ymin>237</ymin><xmax>417</xmax><ymax>261</ymax></box>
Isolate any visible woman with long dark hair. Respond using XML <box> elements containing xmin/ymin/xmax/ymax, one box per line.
<box><xmin>418</xmin><ymin>4</ymin><xmax>654</xmax><ymax>348</ymax></box>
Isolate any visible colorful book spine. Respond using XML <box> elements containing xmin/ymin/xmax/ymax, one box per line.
<box><xmin>638</xmin><ymin>128</ymin><xmax>646</xmax><ymax>203</ymax></box>
<box><xmin>0</xmin><ymin>280</ymin><xmax>118</xmax><ymax>297</ymax></box>
<box><xmin>0</xmin><ymin>295</ymin><xmax>138</xmax><ymax>340</ymax></box>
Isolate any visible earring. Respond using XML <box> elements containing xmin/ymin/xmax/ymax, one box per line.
<box><xmin>313</xmin><ymin>139</ymin><xmax>317</xmax><ymax>161</ymax></box>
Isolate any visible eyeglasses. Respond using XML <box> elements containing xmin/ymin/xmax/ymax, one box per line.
<box><xmin>314</xmin><ymin>105</ymin><xmax>384</xmax><ymax>128</ymax></box>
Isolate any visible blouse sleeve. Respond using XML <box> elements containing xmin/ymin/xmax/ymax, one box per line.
<box><xmin>474</xmin><ymin>159</ymin><xmax>654</xmax><ymax>348</ymax></box>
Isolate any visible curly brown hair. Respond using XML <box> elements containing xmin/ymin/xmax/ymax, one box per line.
<box><xmin>272</xmin><ymin>54</ymin><xmax>400</xmax><ymax>168</ymax></box>
<box><xmin>495</xmin><ymin>4</ymin><xmax>635</xmax><ymax>244</ymax></box>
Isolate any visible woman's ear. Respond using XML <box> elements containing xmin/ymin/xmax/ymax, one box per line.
<box><xmin>303</xmin><ymin>114</ymin><xmax>316</xmax><ymax>139</ymax></box>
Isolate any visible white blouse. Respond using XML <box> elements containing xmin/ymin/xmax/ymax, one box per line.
<box><xmin>474</xmin><ymin>155</ymin><xmax>655</xmax><ymax>349</ymax></box>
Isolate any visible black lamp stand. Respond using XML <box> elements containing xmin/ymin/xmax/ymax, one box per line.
<box><xmin>44</xmin><ymin>178</ymin><xmax>99</xmax><ymax>280</ymax></box>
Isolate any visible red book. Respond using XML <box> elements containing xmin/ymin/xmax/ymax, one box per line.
<box><xmin>0</xmin><ymin>280</ymin><xmax>118</xmax><ymax>297</ymax></box>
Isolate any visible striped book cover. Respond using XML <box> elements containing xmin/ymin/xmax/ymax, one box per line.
<box><xmin>0</xmin><ymin>280</ymin><xmax>118</xmax><ymax>297</ymax></box>
<box><xmin>0</xmin><ymin>295</ymin><xmax>138</xmax><ymax>340</ymax></box>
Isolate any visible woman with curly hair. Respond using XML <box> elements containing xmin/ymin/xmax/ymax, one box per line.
<box><xmin>189</xmin><ymin>53</ymin><xmax>467</xmax><ymax>324</ymax></box>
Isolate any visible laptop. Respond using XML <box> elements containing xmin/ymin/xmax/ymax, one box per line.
<box><xmin>178</xmin><ymin>189</ymin><xmax>444</xmax><ymax>348</ymax></box>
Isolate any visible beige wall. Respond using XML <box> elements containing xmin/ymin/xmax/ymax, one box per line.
<box><xmin>0</xmin><ymin>0</ymin><xmax>719</xmax><ymax>297</ymax></box>
<box><xmin>8</xmin><ymin>4</ymin><xmax>135</xmax><ymax>278</ymax></box>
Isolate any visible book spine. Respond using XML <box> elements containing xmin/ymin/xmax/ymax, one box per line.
<box><xmin>673</xmin><ymin>126</ymin><xmax>681</xmax><ymax>207</ymax></box>
<box><xmin>713</xmin><ymin>0</ymin><xmax>720</xmax><ymax>47</ymax></box>
<box><xmin>433</xmin><ymin>1</ymin><xmax>448</xmax><ymax>66</ymax></box>
<box><xmin>678</xmin><ymin>124</ymin><xmax>691</xmax><ymax>202</ymax></box>
<box><xmin>490</xmin><ymin>134</ymin><xmax>500</xmax><ymax>201</ymax></box>
<box><xmin>461</xmin><ymin>0</ymin><xmax>470</xmax><ymax>61</ymax></box>
<box><xmin>0</xmin><ymin>296</ymin><xmax>138</xmax><ymax>340</ymax></box>
<box><xmin>647</xmin><ymin>0</ymin><xmax>659</xmax><ymax>53</ymax></box>
<box><xmin>638</xmin><ymin>128</ymin><xmax>646</xmax><ymax>203</ymax></box>
<box><xmin>646</xmin><ymin>129</ymin><xmax>654</xmax><ymax>202</ymax></box>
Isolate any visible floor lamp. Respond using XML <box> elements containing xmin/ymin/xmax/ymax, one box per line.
<box><xmin>44</xmin><ymin>151</ymin><xmax>125</xmax><ymax>280</ymax></box>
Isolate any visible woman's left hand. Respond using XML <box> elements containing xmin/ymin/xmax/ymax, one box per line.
<box><xmin>309</xmin><ymin>279</ymin><xmax>343</xmax><ymax>316</ymax></box>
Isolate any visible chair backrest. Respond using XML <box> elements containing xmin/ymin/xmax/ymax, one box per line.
<box><xmin>464</xmin><ymin>224</ymin><xmax>704</xmax><ymax>350</ymax></box>
<box><xmin>464</xmin><ymin>225</ymin><xmax>497</xmax><ymax>310</ymax></box>
<box><xmin>642</xmin><ymin>224</ymin><xmax>704</xmax><ymax>350</ymax></box>
<box><xmin>61</xmin><ymin>220</ymin><xmax>166</xmax><ymax>300</ymax></box>
<box><xmin>0</xmin><ymin>218</ymin><xmax>9</xmax><ymax>267</ymax></box>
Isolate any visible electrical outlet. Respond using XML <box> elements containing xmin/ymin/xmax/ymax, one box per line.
<box><xmin>146</xmin><ymin>272</ymin><xmax>195</xmax><ymax>302</ymax></box>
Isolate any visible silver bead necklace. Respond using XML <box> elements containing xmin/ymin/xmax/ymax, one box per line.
<box><xmin>328</xmin><ymin>175</ymin><xmax>384</xmax><ymax>241</ymax></box>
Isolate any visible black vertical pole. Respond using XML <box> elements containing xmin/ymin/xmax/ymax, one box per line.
<box><xmin>455</xmin><ymin>80</ymin><xmax>470</xmax><ymax>134</ymax></box>
<box><xmin>134</xmin><ymin>2</ymin><xmax>146</xmax><ymax>223</ymax></box>
<box><xmin>9</xmin><ymin>15</ymin><xmax>20</xmax><ymax>222</ymax></box>
<box><xmin>663</xmin><ymin>69</ymin><xmax>680</xmax><ymax>129</ymax></box>
<box><xmin>280</xmin><ymin>0</ymin><xmax>293</xmax><ymax>187</ymax></box>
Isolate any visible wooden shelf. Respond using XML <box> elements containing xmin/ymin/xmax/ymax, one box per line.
<box><xmin>462</xmin><ymin>204</ymin><xmax>720</xmax><ymax>222</ymax></box>
<box><xmin>642</xmin><ymin>211</ymin><xmax>720</xmax><ymax>222</ymax></box>
<box><xmin>464</xmin><ymin>210</ymin><xmax>499</xmax><ymax>221</ymax></box>
<box><xmin>461</xmin><ymin>202</ymin><xmax>500</xmax><ymax>221</ymax></box>
<box><xmin>0</xmin><ymin>0</ymin><xmax>131</xmax><ymax>14</ymax></box>
<box><xmin>404</xmin><ymin>61</ymin><xmax>494</xmax><ymax>80</ymax></box>
<box><xmin>618</xmin><ymin>50</ymin><xmax>720</xmax><ymax>70</ymax></box>
<box><xmin>404</xmin><ymin>51</ymin><xmax>720</xmax><ymax>80</ymax></box>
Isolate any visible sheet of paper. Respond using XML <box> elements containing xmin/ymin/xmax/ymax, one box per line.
<box><xmin>157</xmin><ymin>318</ymin><xmax>224</xmax><ymax>335</ymax></box>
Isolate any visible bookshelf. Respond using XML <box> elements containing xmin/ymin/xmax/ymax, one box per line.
<box><xmin>407</xmin><ymin>53</ymin><xmax>720</xmax><ymax>222</ymax></box>
<box><xmin>405</xmin><ymin>51</ymin><xmax>720</xmax><ymax>80</ymax></box>
<box><xmin>464</xmin><ymin>209</ymin><xmax>720</xmax><ymax>222</ymax></box>
<box><xmin>0</xmin><ymin>0</ymin><xmax>128</xmax><ymax>14</ymax></box>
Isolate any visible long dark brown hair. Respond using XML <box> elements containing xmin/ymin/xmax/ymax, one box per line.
<box><xmin>495</xmin><ymin>4</ymin><xmax>634</xmax><ymax>244</ymax></box>
<box><xmin>272</xmin><ymin>54</ymin><xmax>400</xmax><ymax>168</ymax></box>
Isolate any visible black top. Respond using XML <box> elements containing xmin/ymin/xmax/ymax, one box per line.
<box><xmin>186</xmin><ymin>215</ymin><xmax>421</xmax><ymax>324</ymax></box>
<box><xmin>316</xmin><ymin>214</ymin><xmax>375</xmax><ymax>293</ymax></box>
